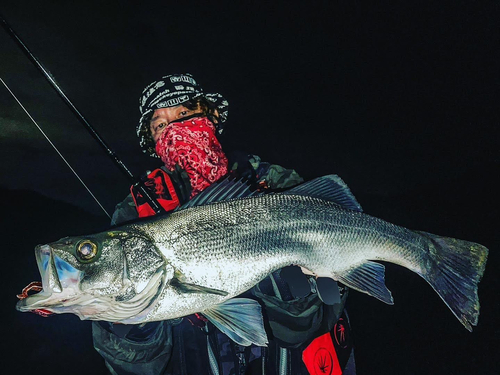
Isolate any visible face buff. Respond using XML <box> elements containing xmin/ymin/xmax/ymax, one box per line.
<box><xmin>155</xmin><ymin>116</ymin><xmax>228</xmax><ymax>197</ymax></box>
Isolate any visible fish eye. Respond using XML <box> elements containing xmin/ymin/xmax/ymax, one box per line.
<box><xmin>76</xmin><ymin>240</ymin><xmax>98</xmax><ymax>262</ymax></box>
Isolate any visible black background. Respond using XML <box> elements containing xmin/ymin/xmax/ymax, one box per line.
<box><xmin>1</xmin><ymin>1</ymin><xmax>498</xmax><ymax>374</ymax></box>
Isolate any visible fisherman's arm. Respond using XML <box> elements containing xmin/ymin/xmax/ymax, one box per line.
<box><xmin>230</xmin><ymin>153</ymin><xmax>303</xmax><ymax>189</ymax></box>
<box><xmin>93</xmin><ymin>320</ymin><xmax>174</xmax><ymax>375</ymax></box>
<box><xmin>247</xmin><ymin>154</ymin><xmax>303</xmax><ymax>189</ymax></box>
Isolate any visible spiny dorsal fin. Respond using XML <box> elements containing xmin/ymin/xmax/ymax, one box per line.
<box><xmin>283</xmin><ymin>174</ymin><xmax>363</xmax><ymax>212</ymax></box>
<box><xmin>176</xmin><ymin>176</ymin><xmax>264</xmax><ymax>211</ymax></box>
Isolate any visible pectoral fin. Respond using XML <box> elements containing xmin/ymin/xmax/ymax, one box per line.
<box><xmin>203</xmin><ymin>298</ymin><xmax>268</xmax><ymax>347</ymax></box>
<box><xmin>170</xmin><ymin>278</ymin><xmax>228</xmax><ymax>296</ymax></box>
<box><xmin>338</xmin><ymin>261</ymin><xmax>394</xmax><ymax>304</ymax></box>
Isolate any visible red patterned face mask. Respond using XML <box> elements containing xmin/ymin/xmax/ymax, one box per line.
<box><xmin>155</xmin><ymin>116</ymin><xmax>228</xmax><ymax>197</ymax></box>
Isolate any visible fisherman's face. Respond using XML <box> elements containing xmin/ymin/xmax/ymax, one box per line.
<box><xmin>149</xmin><ymin>105</ymin><xmax>202</xmax><ymax>143</ymax></box>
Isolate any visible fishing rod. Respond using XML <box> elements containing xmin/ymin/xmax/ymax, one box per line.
<box><xmin>1</xmin><ymin>13</ymin><xmax>164</xmax><ymax>216</ymax></box>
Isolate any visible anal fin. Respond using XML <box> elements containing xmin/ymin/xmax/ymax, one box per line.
<box><xmin>338</xmin><ymin>261</ymin><xmax>394</xmax><ymax>304</ymax></box>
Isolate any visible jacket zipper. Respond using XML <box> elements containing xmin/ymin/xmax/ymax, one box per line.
<box><xmin>205</xmin><ymin>326</ymin><xmax>220</xmax><ymax>375</ymax></box>
<box><xmin>279</xmin><ymin>347</ymin><xmax>288</xmax><ymax>375</ymax></box>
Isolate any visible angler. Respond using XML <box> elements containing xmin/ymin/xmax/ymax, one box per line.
<box><xmin>13</xmin><ymin>71</ymin><xmax>489</xmax><ymax>375</ymax></box>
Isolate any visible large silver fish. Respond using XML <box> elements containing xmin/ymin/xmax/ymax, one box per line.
<box><xmin>16</xmin><ymin>175</ymin><xmax>488</xmax><ymax>346</ymax></box>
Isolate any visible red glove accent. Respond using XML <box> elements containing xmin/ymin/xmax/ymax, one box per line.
<box><xmin>131</xmin><ymin>169</ymin><xmax>180</xmax><ymax>218</ymax></box>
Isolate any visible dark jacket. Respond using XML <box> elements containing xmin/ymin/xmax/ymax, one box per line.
<box><xmin>92</xmin><ymin>154</ymin><xmax>355</xmax><ymax>375</ymax></box>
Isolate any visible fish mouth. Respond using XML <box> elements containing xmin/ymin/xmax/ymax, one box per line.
<box><xmin>16</xmin><ymin>245</ymin><xmax>82</xmax><ymax>315</ymax></box>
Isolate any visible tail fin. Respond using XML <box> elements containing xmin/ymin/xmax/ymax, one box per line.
<box><xmin>417</xmin><ymin>231</ymin><xmax>488</xmax><ymax>331</ymax></box>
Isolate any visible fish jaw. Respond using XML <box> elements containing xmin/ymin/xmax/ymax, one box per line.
<box><xmin>16</xmin><ymin>244</ymin><xmax>105</xmax><ymax>318</ymax></box>
<box><xmin>17</xmin><ymin>235</ymin><xmax>169</xmax><ymax>322</ymax></box>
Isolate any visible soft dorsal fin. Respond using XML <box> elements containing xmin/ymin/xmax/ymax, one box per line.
<box><xmin>177</xmin><ymin>176</ymin><xmax>264</xmax><ymax>211</ymax></box>
<box><xmin>337</xmin><ymin>261</ymin><xmax>394</xmax><ymax>305</ymax></box>
<box><xmin>283</xmin><ymin>174</ymin><xmax>363</xmax><ymax>212</ymax></box>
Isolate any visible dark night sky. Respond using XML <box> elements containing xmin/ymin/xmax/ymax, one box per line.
<box><xmin>1</xmin><ymin>1</ymin><xmax>499</xmax><ymax>374</ymax></box>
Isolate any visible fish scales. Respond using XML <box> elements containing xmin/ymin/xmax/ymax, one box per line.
<box><xmin>129</xmin><ymin>193</ymin><xmax>431</xmax><ymax>321</ymax></box>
